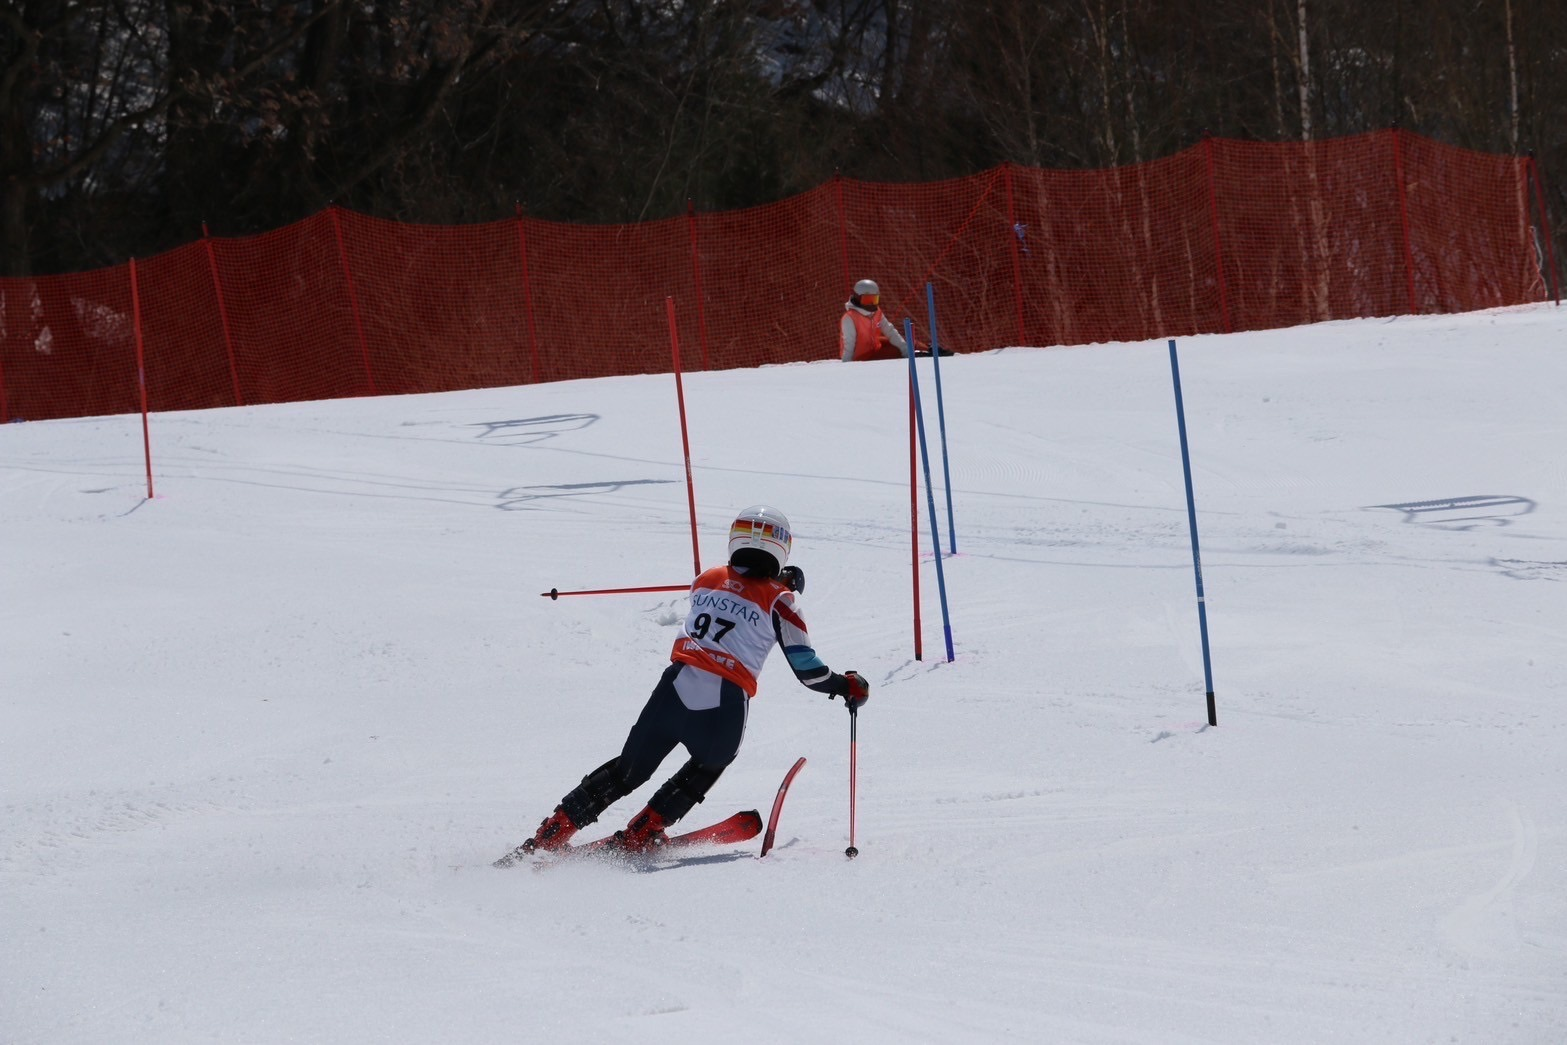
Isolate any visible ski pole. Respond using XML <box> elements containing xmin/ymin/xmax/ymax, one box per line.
<box><xmin>845</xmin><ymin>704</ymin><xmax>859</xmax><ymax>859</ymax></box>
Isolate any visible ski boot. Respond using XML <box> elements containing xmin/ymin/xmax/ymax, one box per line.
<box><xmin>494</xmin><ymin>807</ymin><xmax>577</xmax><ymax>867</ymax></box>
<box><xmin>524</xmin><ymin>807</ymin><xmax>578</xmax><ymax>853</ymax></box>
<box><xmin>613</xmin><ymin>807</ymin><xmax>669</xmax><ymax>853</ymax></box>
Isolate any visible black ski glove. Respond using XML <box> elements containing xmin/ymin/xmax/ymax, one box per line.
<box><xmin>780</xmin><ymin>565</ymin><xmax>805</xmax><ymax>593</ymax></box>
<box><xmin>829</xmin><ymin>671</ymin><xmax>869</xmax><ymax>709</ymax></box>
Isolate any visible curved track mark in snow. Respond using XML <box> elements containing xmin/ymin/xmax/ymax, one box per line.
<box><xmin>1439</xmin><ymin>802</ymin><xmax>1537</xmax><ymax>959</ymax></box>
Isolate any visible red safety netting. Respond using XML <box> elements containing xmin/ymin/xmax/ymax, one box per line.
<box><xmin>0</xmin><ymin>130</ymin><xmax>1551</xmax><ymax>424</ymax></box>
<box><xmin>1</xmin><ymin>264</ymin><xmax>139</xmax><ymax>421</ymax></box>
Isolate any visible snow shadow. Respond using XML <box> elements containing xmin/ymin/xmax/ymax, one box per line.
<box><xmin>467</xmin><ymin>413</ymin><xmax>599</xmax><ymax>445</ymax></box>
<box><xmin>498</xmin><ymin>478</ymin><xmax>676</xmax><ymax>511</ymax></box>
<box><xmin>1365</xmin><ymin>494</ymin><xmax>1536</xmax><ymax>530</ymax></box>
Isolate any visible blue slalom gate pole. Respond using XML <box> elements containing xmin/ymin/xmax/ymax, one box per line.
<box><xmin>925</xmin><ymin>283</ymin><xmax>957</xmax><ymax>554</ymax></box>
<box><xmin>907</xmin><ymin>318</ymin><xmax>955</xmax><ymax>661</ymax></box>
<box><xmin>1167</xmin><ymin>339</ymin><xmax>1217</xmax><ymax>727</ymax></box>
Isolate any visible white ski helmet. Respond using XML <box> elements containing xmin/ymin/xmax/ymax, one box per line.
<box><xmin>728</xmin><ymin>504</ymin><xmax>792</xmax><ymax>572</ymax></box>
<box><xmin>853</xmin><ymin>278</ymin><xmax>880</xmax><ymax>299</ymax></box>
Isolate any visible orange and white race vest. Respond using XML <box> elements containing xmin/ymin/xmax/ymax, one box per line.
<box><xmin>840</xmin><ymin>305</ymin><xmax>907</xmax><ymax>361</ymax></box>
<box><xmin>669</xmin><ymin>565</ymin><xmax>825</xmax><ymax>696</ymax></box>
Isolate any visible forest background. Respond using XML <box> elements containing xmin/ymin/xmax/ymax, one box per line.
<box><xmin>3</xmin><ymin>0</ymin><xmax>1563</xmax><ymax>280</ymax></box>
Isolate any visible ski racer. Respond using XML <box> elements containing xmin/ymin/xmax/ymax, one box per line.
<box><xmin>503</xmin><ymin>505</ymin><xmax>870</xmax><ymax>858</ymax></box>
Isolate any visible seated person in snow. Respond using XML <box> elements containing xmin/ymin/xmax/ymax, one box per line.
<box><xmin>839</xmin><ymin>279</ymin><xmax>910</xmax><ymax>362</ymax></box>
<box><xmin>839</xmin><ymin>279</ymin><xmax>952</xmax><ymax>360</ymax></box>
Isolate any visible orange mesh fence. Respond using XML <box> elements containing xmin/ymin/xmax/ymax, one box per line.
<box><xmin>1215</xmin><ymin>134</ymin><xmax>1412</xmax><ymax>329</ymax></box>
<box><xmin>136</xmin><ymin>238</ymin><xmax>238</xmax><ymax>412</ymax></box>
<box><xmin>522</xmin><ymin>212</ymin><xmax>696</xmax><ymax>383</ymax></box>
<box><xmin>695</xmin><ymin>186</ymin><xmax>844</xmax><ymax>370</ymax></box>
<box><xmin>1399</xmin><ymin>134</ymin><xmax>1544</xmax><ymax>313</ymax></box>
<box><xmin>1</xmin><ymin>264</ymin><xmax>138</xmax><ymax>421</ymax></box>
<box><xmin>339</xmin><ymin>210</ymin><xmax>532</xmax><ymax>396</ymax></box>
<box><xmin>219</xmin><ymin>211</ymin><xmax>373</xmax><ymax>406</ymax></box>
<box><xmin>0</xmin><ymin>130</ymin><xmax>1552</xmax><ymax>425</ymax></box>
<box><xmin>1008</xmin><ymin>150</ymin><xmax>1222</xmax><ymax>347</ymax></box>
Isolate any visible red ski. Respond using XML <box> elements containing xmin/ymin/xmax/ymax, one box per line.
<box><xmin>496</xmin><ymin>757</ymin><xmax>807</xmax><ymax>869</ymax></box>
<box><xmin>575</xmin><ymin>808</ymin><xmax>762</xmax><ymax>856</ymax></box>
<box><xmin>503</xmin><ymin>809</ymin><xmax>762</xmax><ymax>869</ymax></box>
<box><xmin>760</xmin><ymin>756</ymin><xmax>806</xmax><ymax>857</ymax></box>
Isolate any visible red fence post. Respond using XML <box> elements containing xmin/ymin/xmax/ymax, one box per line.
<box><xmin>1527</xmin><ymin>153</ymin><xmax>1561</xmax><ymax>304</ymax></box>
<box><xmin>1002</xmin><ymin>163</ymin><xmax>1027</xmax><ymax>345</ymax></box>
<box><xmin>128</xmin><ymin>258</ymin><xmax>154</xmax><ymax>499</ymax></box>
<box><xmin>201</xmin><ymin>222</ymin><xmax>245</xmax><ymax>405</ymax></box>
<box><xmin>1202</xmin><ymin>135</ymin><xmax>1233</xmax><ymax>333</ymax></box>
<box><xmin>0</xmin><ymin>299</ymin><xmax>9</xmax><ymax>421</ymax></box>
<box><xmin>514</xmin><ymin>204</ymin><xmax>542</xmax><ymax>383</ymax></box>
<box><xmin>328</xmin><ymin>206</ymin><xmax>376</xmax><ymax>396</ymax></box>
<box><xmin>686</xmin><ymin>200</ymin><xmax>712</xmax><ymax>371</ymax></box>
<box><xmin>835</xmin><ymin>172</ymin><xmax>851</xmax><ymax>297</ymax></box>
<box><xmin>1390</xmin><ymin>130</ymin><xmax>1419</xmax><ymax>314</ymax></box>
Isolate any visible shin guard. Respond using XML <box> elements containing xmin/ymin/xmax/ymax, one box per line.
<box><xmin>648</xmin><ymin>759</ymin><xmax>726</xmax><ymax>826</ymax></box>
<box><xmin>559</xmin><ymin>757</ymin><xmax>630</xmax><ymax>829</ymax></box>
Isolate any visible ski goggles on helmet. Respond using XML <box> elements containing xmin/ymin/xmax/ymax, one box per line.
<box><xmin>731</xmin><ymin>517</ymin><xmax>790</xmax><ymax>547</ymax></box>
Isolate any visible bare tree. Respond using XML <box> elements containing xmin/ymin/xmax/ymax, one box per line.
<box><xmin>1505</xmin><ymin>0</ymin><xmax>1520</xmax><ymax>154</ymax></box>
<box><xmin>1296</xmin><ymin>0</ymin><xmax>1313</xmax><ymax>141</ymax></box>
<box><xmin>0</xmin><ymin>1</ymin><xmax>177</xmax><ymax>276</ymax></box>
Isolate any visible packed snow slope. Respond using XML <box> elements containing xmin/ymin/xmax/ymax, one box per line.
<box><xmin>4</xmin><ymin>305</ymin><xmax>1565</xmax><ymax>1044</ymax></box>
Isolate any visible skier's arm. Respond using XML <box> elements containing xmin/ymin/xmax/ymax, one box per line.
<box><xmin>878</xmin><ymin>315</ymin><xmax>910</xmax><ymax>356</ymax></box>
<box><xmin>771</xmin><ymin>592</ymin><xmax>867</xmax><ymax>703</ymax></box>
<box><xmin>839</xmin><ymin>312</ymin><xmax>858</xmax><ymax>361</ymax></box>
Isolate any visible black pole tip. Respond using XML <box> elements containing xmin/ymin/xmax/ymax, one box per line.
<box><xmin>543</xmin><ymin>588</ymin><xmax>559</xmax><ymax>600</ymax></box>
<box><xmin>845</xmin><ymin>845</ymin><xmax>858</xmax><ymax>859</ymax></box>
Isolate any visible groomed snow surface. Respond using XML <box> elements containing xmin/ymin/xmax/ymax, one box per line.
<box><xmin>4</xmin><ymin>306</ymin><xmax>1565</xmax><ymax>1044</ymax></box>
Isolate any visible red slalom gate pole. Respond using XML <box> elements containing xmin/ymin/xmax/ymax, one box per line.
<box><xmin>128</xmin><ymin>258</ymin><xmax>154</xmax><ymax>500</ymax></box>
<box><xmin>541</xmin><ymin>584</ymin><xmax>689</xmax><ymax>600</ymax></box>
<box><xmin>667</xmin><ymin>297</ymin><xmax>702</xmax><ymax>575</ymax></box>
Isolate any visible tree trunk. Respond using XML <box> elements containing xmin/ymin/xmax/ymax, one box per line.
<box><xmin>2</xmin><ymin>176</ymin><xmax>29</xmax><ymax>278</ymax></box>
<box><xmin>1296</xmin><ymin>0</ymin><xmax>1313</xmax><ymax>142</ymax></box>
<box><xmin>1505</xmin><ymin>0</ymin><xmax>1520</xmax><ymax>154</ymax></box>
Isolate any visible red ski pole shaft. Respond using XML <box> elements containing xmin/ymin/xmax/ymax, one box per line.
<box><xmin>845</xmin><ymin>705</ymin><xmax>859</xmax><ymax>858</ymax></box>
